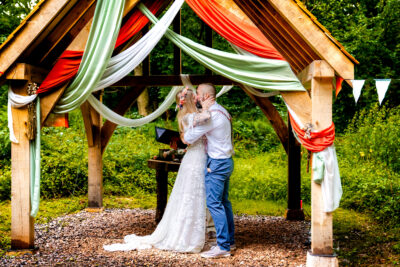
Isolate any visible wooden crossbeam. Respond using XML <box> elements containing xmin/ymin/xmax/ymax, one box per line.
<box><xmin>111</xmin><ymin>75</ymin><xmax>234</xmax><ymax>87</ymax></box>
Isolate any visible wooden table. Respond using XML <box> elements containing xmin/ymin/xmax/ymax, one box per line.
<box><xmin>147</xmin><ymin>159</ymin><xmax>181</xmax><ymax>223</ymax></box>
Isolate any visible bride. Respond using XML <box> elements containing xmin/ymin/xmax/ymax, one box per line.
<box><xmin>103</xmin><ymin>88</ymin><xmax>213</xmax><ymax>253</ymax></box>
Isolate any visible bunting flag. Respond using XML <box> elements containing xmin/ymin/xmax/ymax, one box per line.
<box><xmin>375</xmin><ymin>79</ymin><xmax>391</xmax><ymax>105</ymax></box>
<box><xmin>335</xmin><ymin>76</ymin><xmax>344</xmax><ymax>97</ymax></box>
<box><xmin>351</xmin><ymin>79</ymin><xmax>365</xmax><ymax>103</ymax></box>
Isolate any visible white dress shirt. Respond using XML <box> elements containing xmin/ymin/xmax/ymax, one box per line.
<box><xmin>184</xmin><ymin>102</ymin><xmax>233</xmax><ymax>159</ymax></box>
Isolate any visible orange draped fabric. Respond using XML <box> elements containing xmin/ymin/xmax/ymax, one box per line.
<box><xmin>186</xmin><ymin>0</ymin><xmax>285</xmax><ymax>60</ymax></box>
<box><xmin>289</xmin><ymin>113</ymin><xmax>335</xmax><ymax>153</ymax></box>
<box><xmin>38</xmin><ymin>0</ymin><xmax>163</xmax><ymax>94</ymax></box>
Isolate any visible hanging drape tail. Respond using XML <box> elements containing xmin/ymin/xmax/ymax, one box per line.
<box><xmin>30</xmin><ymin>97</ymin><xmax>41</xmax><ymax>217</ymax></box>
<box><xmin>312</xmin><ymin>145</ymin><xmax>342</xmax><ymax>212</ymax></box>
<box><xmin>38</xmin><ymin>0</ymin><xmax>164</xmax><ymax>95</ymax></box>
<box><xmin>8</xmin><ymin>87</ymin><xmax>38</xmax><ymax>143</ymax></box>
<box><xmin>287</xmin><ymin>103</ymin><xmax>341</xmax><ymax>212</ymax></box>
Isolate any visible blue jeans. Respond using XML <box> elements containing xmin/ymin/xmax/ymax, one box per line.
<box><xmin>205</xmin><ymin>157</ymin><xmax>234</xmax><ymax>251</ymax></box>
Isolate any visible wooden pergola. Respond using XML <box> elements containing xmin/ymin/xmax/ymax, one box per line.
<box><xmin>0</xmin><ymin>0</ymin><xmax>357</xmax><ymax>265</ymax></box>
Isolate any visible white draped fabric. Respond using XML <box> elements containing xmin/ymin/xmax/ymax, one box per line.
<box><xmin>88</xmin><ymin>85</ymin><xmax>184</xmax><ymax>127</ymax></box>
<box><xmin>230</xmin><ymin>43</ymin><xmax>280</xmax><ymax>98</ymax></box>
<box><xmin>8</xmin><ymin>88</ymin><xmax>37</xmax><ymax>143</ymax></box>
<box><xmin>93</xmin><ymin>0</ymin><xmax>185</xmax><ymax>92</ymax></box>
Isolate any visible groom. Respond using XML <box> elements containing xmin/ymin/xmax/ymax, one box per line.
<box><xmin>183</xmin><ymin>83</ymin><xmax>235</xmax><ymax>258</ymax></box>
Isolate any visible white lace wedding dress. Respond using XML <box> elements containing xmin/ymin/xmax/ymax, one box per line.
<box><xmin>104</xmin><ymin>113</ymin><xmax>208</xmax><ymax>253</ymax></box>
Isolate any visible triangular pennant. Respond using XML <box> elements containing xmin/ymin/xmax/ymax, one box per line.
<box><xmin>351</xmin><ymin>80</ymin><xmax>365</xmax><ymax>104</ymax></box>
<box><xmin>335</xmin><ymin>76</ymin><xmax>344</xmax><ymax>97</ymax></box>
<box><xmin>375</xmin><ymin>79</ymin><xmax>391</xmax><ymax>105</ymax></box>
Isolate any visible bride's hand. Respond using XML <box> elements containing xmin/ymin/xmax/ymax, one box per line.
<box><xmin>201</xmin><ymin>97</ymin><xmax>214</xmax><ymax>110</ymax></box>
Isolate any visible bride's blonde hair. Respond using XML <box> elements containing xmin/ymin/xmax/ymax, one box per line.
<box><xmin>176</xmin><ymin>89</ymin><xmax>197</xmax><ymax>132</ymax></box>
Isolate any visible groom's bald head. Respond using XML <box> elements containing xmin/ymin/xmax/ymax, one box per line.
<box><xmin>197</xmin><ymin>83</ymin><xmax>216</xmax><ymax>99</ymax></box>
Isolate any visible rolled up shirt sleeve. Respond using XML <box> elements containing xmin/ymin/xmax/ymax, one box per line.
<box><xmin>183</xmin><ymin>121</ymin><xmax>213</xmax><ymax>144</ymax></box>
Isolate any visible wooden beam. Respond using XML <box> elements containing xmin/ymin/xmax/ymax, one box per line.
<box><xmin>37</xmin><ymin>1</ymin><xmax>96</xmax><ymax>67</ymax></box>
<box><xmin>23</xmin><ymin>0</ymin><xmax>95</xmax><ymax>66</ymax></box>
<box><xmin>81</xmin><ymin>95</ymin><xmax>103</xmax><ymax>208</ymax></box>
<box><xmin>297</xmin><ymin>60</ymin><xmax>335</xmax><ymax>90</ymax></box>
<box><xmin>241</xmin><ymin>85</ymin><xmax>289</xmax><ymax>154</ymax></box>
<box><xmin>112</xmin><ymin>75</ymin><xmax>234</xmax><ymax>87</ymax></box>
<box><xmin>10</xmin><ymin>80</ymin><xmax>34</xmax><ymax>249</ymax></box>
<box><xmin>39</xmin><ymin>0</ymin><xmax>143</xmax><ymax>125</ymax></box>
<box><xmin>6</xmin><ymin>63</ymin><xmax>48</xmax><ymax>84</ymax></box>
<box><xmin>281</xmin><ymin>91</ymin><xmax>312</xmax><ymax>128</ymax></box>
<box><xmin>81</xmin><ymin>102</ymin><xmax>95</xmax><ymax>147</ymax></box>
<box><xmin>0</xmin><ymin>0</ymin><xmax>73</xmax><ymax>75</ymax></box>
<box><xmin>258</xmin><ymin>0</ymin><xmax>355</xmax><ymax>79</ymax></box>
<box><xmin>100</xmin><ymin>86</ymin><xmax>147</xmax><ymax>154</ymax></box>
<box><xmin>173</xmin><ymin>10</ymin><xmax>182</xmax><ymax>75</ymax></box>
<box><xmin>310</xmin><ymin>60</ymin><xmax>335</xmax><ymax>257</ymax></box>
<box><xmin>285</xmin><ymin>117</ymin><xmax>304</xmax><ymax>220</ymax></box>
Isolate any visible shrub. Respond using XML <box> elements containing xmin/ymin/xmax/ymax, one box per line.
<box><xmin>335</xmin><ymin>104</ymin><xmax>400</xmax><ymax>226</ymax></box>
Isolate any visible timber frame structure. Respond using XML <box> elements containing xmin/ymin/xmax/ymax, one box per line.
<box><xmin>0</xmin><ymin>0</ymin><xmax>357</xmax><ymax>265</ymax></box>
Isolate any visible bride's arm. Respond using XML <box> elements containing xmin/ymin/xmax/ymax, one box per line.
<box><xmin>193</xmin><ymin>110</ymin><xmax>211</xmax><ymax>127</ymax></box>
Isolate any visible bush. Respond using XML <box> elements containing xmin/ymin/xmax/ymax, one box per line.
<box><xmin>0</xmin><ymin>108</ymin><xmax>10</xmax><ymax>160</ymax></box>
<box><xmin>335</xmin><ymin>104</ymin><xmax>400</xmax><ymax>226</ymax></box>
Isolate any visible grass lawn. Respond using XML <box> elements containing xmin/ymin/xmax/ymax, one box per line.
<box><xmin>0</xmin><ymin>195</ymin><xmax>399</xmax><ymax>265</ymax></box>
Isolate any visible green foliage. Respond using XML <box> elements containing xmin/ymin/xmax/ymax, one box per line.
<box><xmin>302</xmin><ymin>0</ymin><xmax>400</xmax><ymax>132</ymax></box>
<box><xmin>0</xmin><ymin>107</ymin><xmax>10</xmax><ymax>160</ymax></box>
<box><xmin>0</xmin><ymin>0</ymin><xmax>39</xmax><ymax>44</ymax></box>
<box><xmin>340</xmin><ymin>104</ymin><xmax>400</xmax><ymax>172</ymax></box>
<box><xmin>335</xmin><ymin>105</ymin><xmax>400</xmax><ymax>226</ymax></box>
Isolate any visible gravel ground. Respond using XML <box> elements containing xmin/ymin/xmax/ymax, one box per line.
<box><xmin>1</xmin><ymin>209</ymin><xmax>310</xmax><ymax>266</ymax></box>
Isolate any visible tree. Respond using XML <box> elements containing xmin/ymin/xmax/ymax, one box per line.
<box><xmin>0</xmin><ymin>0</ymin><xmax>39</xmax><ymax>43</ymax></box>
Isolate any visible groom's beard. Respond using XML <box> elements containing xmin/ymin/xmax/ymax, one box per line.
<box><xmin>196</xmin><ymin>99</ymin><xmax>202</xmax><ymax>109</ymax></box>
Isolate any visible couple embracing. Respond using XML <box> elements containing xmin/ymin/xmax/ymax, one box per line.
<box><xmin>104</xmin><ymin>83</ymin><xmax>235</xmax><ymax>258</ymax></box>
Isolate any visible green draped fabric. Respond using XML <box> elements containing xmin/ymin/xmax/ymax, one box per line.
<box><xmin>30</xmin><ymin>97</ymin><xmax>41</xmax><ymax>217</ymax></box>
<box><xmin>54</xmin><ymin>0</ymin><xmax>125</xmax><ymax>113</ymax></box>
<box><xmin>139</xmin><ymin>4</ymin><xmax>305</xmax><ymax>92</ymax></box>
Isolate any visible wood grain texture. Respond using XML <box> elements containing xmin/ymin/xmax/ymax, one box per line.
<box><xmin>232</xmin><ymin>0</ymin><xmax>355</xmax><ymax>79</ymax></box>
<box><xmin>310</xmin><ymin>61</ymin><xmax>334</xmax><ymax>256</ymax></box>
<box><xmin>10</xmin><ymin>81</ymin><xmax>34</xmax><ymax>249</ymax></box>
<box><xmin>39</xmin><ymin>0</ymin><xmax>142</xmax><ymax>125</ymax></box>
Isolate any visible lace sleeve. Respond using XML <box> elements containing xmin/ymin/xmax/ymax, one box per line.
<box><xmin>193</xmin><ymin>110</ymin><xmax>211</xmax><ymax>127</ymax></box>
<box><xmin>182</xmin><ymin>113</ymin><xmax>194</xmax><ymax>133</ymax></box>
<box><xmin>182</xmin><ymin>111</ymin><xmax>211</xmax><ymax>133</ymax></box>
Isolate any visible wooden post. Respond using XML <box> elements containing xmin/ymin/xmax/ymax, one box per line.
<box><xmin>7</xmin><ymin>64</ymin><xmax>46</xmax><ymax>250</ymax></box>
<box><xmin>155</xmin><ymin>169</ymin><xmax>168</xmax><ymax>223</ymax></box>
<box><xmin>307</xmin><ymin>60</ymin><xmax>338</xmax><ymax>266</ymax></box>
<box><xmin>285</xmin><ymin>117</ymin><xmax>304</xmax><ymax>220</ymax></box>
<box><xmin>81</xmin><ymin>97</ymin><xmax>103</xmax><ymax>210</ymax></box>
<box><xmin>10</xmin><ymin>80</ymin><xmax>34</xmax><ymax>249</ymax></box>
<box><xmin>173</xmin><ymin>9</ymin><xmax>182</xmax><ymax>75</ymax></box>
